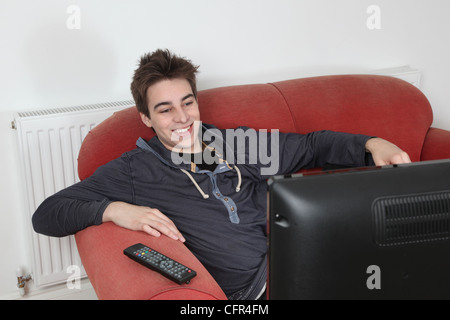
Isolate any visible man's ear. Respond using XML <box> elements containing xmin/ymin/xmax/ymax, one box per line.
<box><xmin>140</xmin><ymin>113</ymin><xmax>152</xmax><ymax>128</ymax></box>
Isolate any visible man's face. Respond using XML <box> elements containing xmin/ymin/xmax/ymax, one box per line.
<box><xmin>140</xmin><ymin>78</ymin><xmax>201</xmax><ymax>152</ymax></box>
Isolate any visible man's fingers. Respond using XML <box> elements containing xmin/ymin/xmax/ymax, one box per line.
<box><xmin>142</xmin><ymin>214</ymin><xmax>185</xmax><ymax>242</ymax></box>
<box><xmin>402</xmin><ymin>151</ymin><xmax>411</xmax><ymax>164</ymax></box>
<box><xmin>148</xmin><ymin>208</ymin><xmax>186</xmax><ymax>242</ymax></box>
<box><xmin>387</xmin><ymin>151</ymin><xmax>411</xmax><ymax>165</ymax></box>
<box><xmin>149</xmin><ymin>208</ymin><xmax>177</xmax><ymax>226</ymax></box>
<box><xmin>142</xmin><ymin>224</ymin><xmax>161</xmax><ymax>238</ymax></box>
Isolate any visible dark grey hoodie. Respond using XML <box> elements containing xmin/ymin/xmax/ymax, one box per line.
<box><xmin>32</xmin><ymin>123</ymin><xmax>373</xmax><ymax>298</ymax></box>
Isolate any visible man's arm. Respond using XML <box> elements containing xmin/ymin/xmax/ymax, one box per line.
<box><xmin>32</xmin><ymin>154</ymin><xmax>184</xmax><ymax>241</ymax></box>
<box><xmin>273</xmin><ymin>130</ymin><xmax>373</xmax><ymax>175</ymax></box>
<box><xmin>259</xmin><ymin>130</ymin><xmax>410</xmax><ymax>177</ymax></box>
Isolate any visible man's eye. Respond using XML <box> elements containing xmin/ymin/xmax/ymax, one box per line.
<box><xmin>184</xmin><ymin>101</ymin><xmax>193</xmax><ymax>107</ymax></box>
<box><xmin>160</xmin><ymin>108</ymin><xmax>170</xmax><ymax>113</ymax></box>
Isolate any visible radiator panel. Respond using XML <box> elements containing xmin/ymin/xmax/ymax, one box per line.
<box><xmin>15</xmin><ymin>101</ymin><xmax>134</xmax><ymax>287</ymax></box>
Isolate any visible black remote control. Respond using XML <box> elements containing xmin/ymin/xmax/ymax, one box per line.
<box><xmin>123</xmin><ymin>243</ymin><xmax>197</xmax><ymax>285</ymax></box>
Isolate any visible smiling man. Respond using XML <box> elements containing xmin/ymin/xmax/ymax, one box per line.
<box><xmin>32</xmin><ymin>49</ymin><xmax>411</xmax><ymax>300</ymax></box>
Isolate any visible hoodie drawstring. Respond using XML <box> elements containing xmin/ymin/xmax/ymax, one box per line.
<box><xmin>233</xmin><ymin>165</ymin><xmax>242</xmax><ymax>192</ymax></box>
<box><xmin>180</xmin><ymin>169</ymin><xmax>210</xmax><ymax>199</ymax></box>
<box><xmin>180</xmin><ymin>164</ymin><xmax>242</xmax><ymax>199</ymax></box>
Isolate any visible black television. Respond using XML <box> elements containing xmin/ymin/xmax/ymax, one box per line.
<box><xmin>268</xmin><ymin>159</ymin><xmax>450</xmax><ymax>299</ymax></box>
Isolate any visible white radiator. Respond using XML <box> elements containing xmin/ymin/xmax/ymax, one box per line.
<box><xmin>14</xmin><ymin>101</ymin><xmax>134</xmax><ymax>287</ymax></box>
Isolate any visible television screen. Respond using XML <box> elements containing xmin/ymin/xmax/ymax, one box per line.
<box><xmin>268</xmin><ymin>159</ymin><xmax>450</xmax><ymax>299</ymax></box>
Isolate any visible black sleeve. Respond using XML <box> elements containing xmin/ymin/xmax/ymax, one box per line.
<box><xmin>276</xmin><ymin>130</ymin><xmax>374</xmax><ymax>174</ymax></box>
<box><xmin>32</xmin><ymin>154</ymin><xmax>134</xmax><ymax>237</ymax></box>
<box><xmin>241</xmin><ymin>129</ymin><xmax>374</xmax><ymax>178</ymax></box>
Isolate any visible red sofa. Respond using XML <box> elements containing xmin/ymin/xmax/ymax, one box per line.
<box><xmin>75</xmin><ymin>75</ymin><xmax>450</xmax><ymax>300</ymax></box>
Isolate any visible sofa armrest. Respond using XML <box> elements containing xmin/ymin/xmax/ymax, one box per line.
<box><xmin>75</xmin><ymin>222</ymin><xmax>227</xmax><ymax>300</ymax></box>
<box><xmin>421</xmin><ymin>127</ymin><xmax>450</xmax><ymax>161</ymax></box>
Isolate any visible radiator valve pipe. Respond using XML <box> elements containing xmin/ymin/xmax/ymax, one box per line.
<box><xmin>16</xmin><ymin>267</ymin><xmax>32</xmax><ymax>297</ymax></box>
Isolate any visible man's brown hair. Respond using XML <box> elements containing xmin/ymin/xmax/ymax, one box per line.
<box><xmin>131</xmin><ymin>49</ymin><xmax>200</xmax><ymax>118</ymax></box>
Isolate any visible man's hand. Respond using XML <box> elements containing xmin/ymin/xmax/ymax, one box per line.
<box><xmin>102</xmin><ymin>201</ymin><xmax>186</xmax><ymax>242</ymax></box>
<box><xmin>365</xmin><ymin>137</ymin><xmax>411</xmax><ymax>166</ymax></box>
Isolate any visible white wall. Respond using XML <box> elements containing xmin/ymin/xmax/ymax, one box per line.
<box><xmin>1</xmin><ymin>0</ymin><xmax>449</xmax><ymax>298</ymax></box>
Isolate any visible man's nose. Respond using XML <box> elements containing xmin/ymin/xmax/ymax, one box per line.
<box><xmin>174</xmin><ymin>106</ymin><xmax>189</xmax><ymax>123</ymax></box>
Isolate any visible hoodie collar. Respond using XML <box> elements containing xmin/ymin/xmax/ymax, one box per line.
<box><xmin>136</xmin><ymin>123</ymin><xmax>243</xmax><ymax>204</ymax></box>
<box><xmin>136</xmin><ymin>123</ymin><xmax>221</xmax><ymax>171</ymax></box>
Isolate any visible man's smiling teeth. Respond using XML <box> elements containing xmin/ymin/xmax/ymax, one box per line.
<box><xmin>174</xmin><ymin>126</ymin><xmax>190</xmax><ymax>133</ymax></box>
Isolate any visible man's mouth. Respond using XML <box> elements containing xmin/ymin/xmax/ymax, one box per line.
<box><xmin>172</xmin><ymin>123</ymin><xmax>193</xmax><ymax>137</ymax></box>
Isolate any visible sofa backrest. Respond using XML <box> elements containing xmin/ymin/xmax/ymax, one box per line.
<box><xmin>78</xmin><ymin>75</ymin><xmax>433</xmax><ymax>180</ymax></box>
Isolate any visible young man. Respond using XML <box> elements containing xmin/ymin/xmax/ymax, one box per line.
<box><xmin>32</xmin><ymin>49</ymin><xmax>411</xmax><ymax>299</ymax></box>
